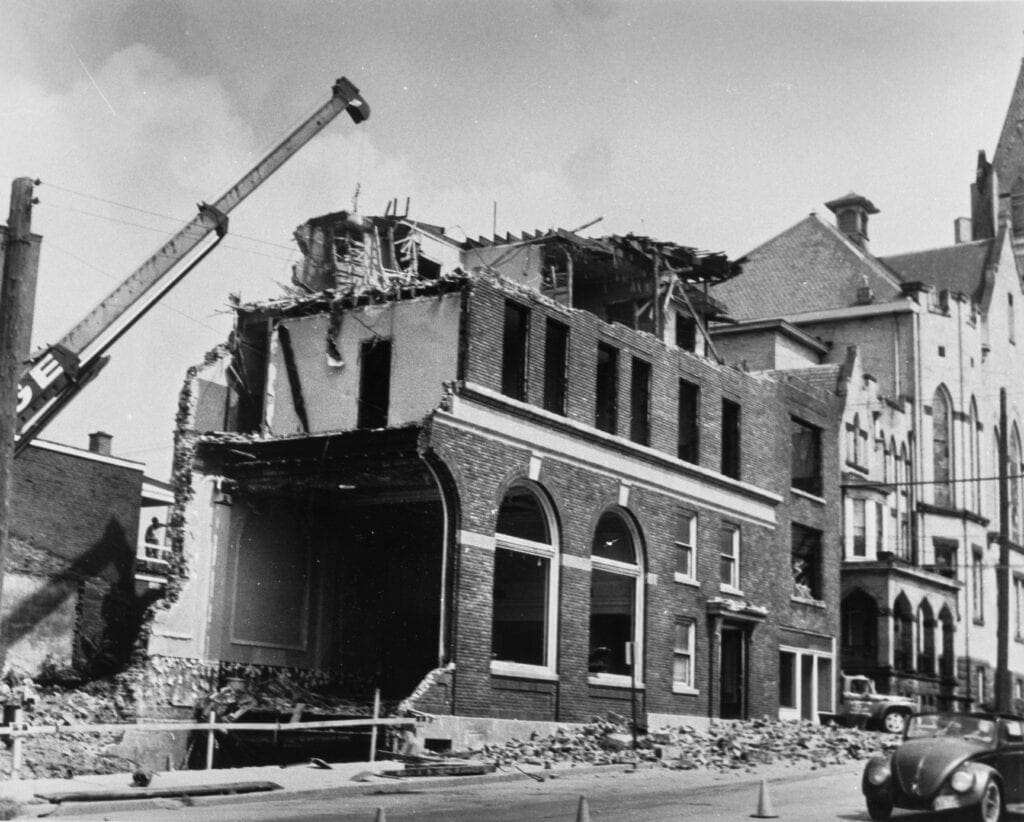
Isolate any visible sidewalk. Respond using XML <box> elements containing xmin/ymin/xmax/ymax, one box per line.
<box><xmin>1</xmin><ymin>756</ymin><xmax>867</xmax><ymax>819</ymax></box>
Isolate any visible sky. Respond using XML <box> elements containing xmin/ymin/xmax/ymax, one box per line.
<box><xmin>2</xmin><ymin>0</ymin><xmax>1024</xmax><ymax>480</ymax></box>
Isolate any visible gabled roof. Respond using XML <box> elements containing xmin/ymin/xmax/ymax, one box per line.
<box><xmin>993</xmin><ymin>58</ymin><xmax>1024</xmax><ymax>195</ymax></box>
<box><xmin>880</xmin><ymin>239</ymin><xmax>996</xmax><ymax>301</ymax></box>
<box><xmin>710</xmin><ymin>214</ymin><xmax>903</xmax><ymax>321</ymax></box>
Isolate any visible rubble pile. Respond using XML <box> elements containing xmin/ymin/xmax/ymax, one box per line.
<box><xmin>476</xmin><ymin>715</ymin><xmax>899</xmax><ymax>772</ymax></box>
<box><xmin>0</xmin><ymin>678</ymin><xmax>136</xmax><ymax>779</ymax></box>
<box><xmin>197</xmin><ymin>673</ymin><xmax>383</xmax><ymax>721</ymax></box>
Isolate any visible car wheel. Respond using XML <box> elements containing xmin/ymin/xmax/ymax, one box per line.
<box><xmin>865</xmin><ymin>798</ymin><xmax>892</xmax><ymax>821</ymax></box>
<box><xmin>975</xmin><ymin>778</ymin><xmax>1002</xmax><ymax>822</ymax></box>
<box><xmin>881</xmin><ymin>710</ymin><xmax>908</xmax><ymax>735</ymax></box>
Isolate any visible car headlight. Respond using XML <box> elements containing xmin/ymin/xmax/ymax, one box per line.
<box><xmin>866</xmin><ymin>761</ymin><xmax>891</xmax><ymax>785</ymax></box>
<box><xmin>949</xmin><ymin>769</ymin><xmax>975</xmax><ymax>794</ymax></box>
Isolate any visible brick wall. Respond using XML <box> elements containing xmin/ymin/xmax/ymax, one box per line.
<box><xmin>421</xmin><ymin>277</ymin><xmax>841</xmax><ymax>723</ymax></box>
<box><xmin>5</xmin><ymin>443</ymin><xmax>143</xmax><ymax>677</ymax></box>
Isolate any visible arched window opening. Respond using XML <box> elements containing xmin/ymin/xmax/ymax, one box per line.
<box><xmin>899</xmin><ymin>443</ymin><xmax>911</xmax><ymax>560</ymax></box>
<box><xmin>491</xmin><ymin>484</ymin><xmax>558</xmax><ymax>672</ymax></box>
<box><xmin>893</xmin><ymin>594</ymin><xmax>914</xmax><ymax>672</ymax></box>
<box><xmin>917</xmin><ymin>600</ymin><xmax>935</xmax><ymax>674</ymax></box>
<box><xmin>589</xmin><ymin>510</ymin><xmax>643</xmax><ymax>680</ymax></box>
<box><xmin>969</xmin><ymin>399</ymin><xmax>981</xmax><ymax>513</ymax></box>
<box><xmin>1012</xmin><ymin>426</ymin><xmax>1023</xmax><ymax>544</ymax></box>
<box><xmin>932</xmin><ymin>387</ymin><xmax>953</xmax><ymax>507</ymax></box>
<box><xmin>939</xmin><ymin>607</ymin><xmax>955</xmax><ymax>679</ymax></box>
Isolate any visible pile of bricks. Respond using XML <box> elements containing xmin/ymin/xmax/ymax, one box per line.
<box><xmin>0</xmin><ymin>679</ymin><xmax>136</xmax><ymax>778</ymax></box>
<box><xmin>476</xmin><ymin>714</ymin><xmax>899</xmax><ymax>772</ymax></box>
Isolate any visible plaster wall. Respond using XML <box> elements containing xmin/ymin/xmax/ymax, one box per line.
<box><xmin>148</xmin><ymin>476</ymin><xmax>220</xmax><ymax>660</ymax></box>
<box><xmin>267</xmin><ymin>294</ymin><xmax>461</xmax><ymax>435</ymax></box>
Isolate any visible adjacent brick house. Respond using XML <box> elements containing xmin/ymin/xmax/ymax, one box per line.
<box><xmin>4</xmin><ymin>434</ymin><xmax>147</xmax><ymax>678</ymax></box>
<box><xmin>153</xmin><ymin>212</ymin><xmax>844</xmax><ymax>738</ymax></box>
<box><xmin>709</xmin><ymin>142</ymin><xmax>1024</xmax><ymax>711</ymax></box>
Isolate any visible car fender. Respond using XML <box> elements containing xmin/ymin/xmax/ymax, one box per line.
<box><xmin>953</xmin><ymin>760</ymin><xmax>1001</xmax><ymax>802</ymax></box>
<box><xmin>862</xmin><ymin>754</ymin><xmax>894</xmax><ymax>799</ymax></box>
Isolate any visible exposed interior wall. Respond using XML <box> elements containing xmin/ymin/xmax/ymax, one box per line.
<box><xmin>267</xmin><ymin>295</ymin><xmax>461</xmax><ymax>435</ymax></box>
<box><xmin>196</xmin><ymin>485</ymin><xmax>444</xmax><ymax>698</ymax></box>
<box><xmin>148</xmin><ymin>476</ymin><xmax>220</xmax><ymax>660</ymax></box>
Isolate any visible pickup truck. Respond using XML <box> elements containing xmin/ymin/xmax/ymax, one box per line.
<box><xmin>836</xmin><ymin>673</ymin><xmax>918</xmax><ymax>734</ymax></box>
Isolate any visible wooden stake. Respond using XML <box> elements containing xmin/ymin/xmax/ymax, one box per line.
<box><xmin>10</xmin><ymin>708</ymin><xmax>23</xmax><ymax>781</ymax></box>
<box><xmin>205</xmin><ymin>711</ymin><xmax>216</xmax><ymax>770</ymax></box>
<box><xmin>369</xmin><ymin>688</ymin><xmax>380</xmax><ymax>763</ymax></box>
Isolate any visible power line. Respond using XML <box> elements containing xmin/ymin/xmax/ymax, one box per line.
<box><xmin>36</xmin><ymin>201</ymin><xmax>299</xmax><ymax>265</ymax></box>
<box><xmin>37</xmin><ymin>180</ymin><xmax>300</xmax><ymax>253</ymax></box>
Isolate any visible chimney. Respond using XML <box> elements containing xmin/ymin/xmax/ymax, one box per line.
<box><xmin>954</xmin><ymin>217</ymin><xmax>974</xmax><ymax>244</ymax></box>
<box><xmin>88</xmin><ymin>431</ymin><xmax>112</xmax><ymax>456</ymax></box>
<box><xmin>825</xmin><ymin>192</ymin><xmax>879</xmax><ymax>250</ymax></box>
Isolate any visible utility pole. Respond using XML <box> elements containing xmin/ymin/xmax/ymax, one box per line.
<box><xmin>997</xmin><ymin>386</ymin><xmax>1012</xmax><ymax>711</ymax></box>
<box><xmin>0</xmin><ymin>178</ymin><xmax>40</xmax><ymax>651</ymax></box>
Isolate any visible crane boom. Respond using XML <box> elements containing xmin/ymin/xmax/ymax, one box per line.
<box><xmin>15</xmin><ymin>77</ymin><xmax>369</xmax><ymax>453</ymax></box>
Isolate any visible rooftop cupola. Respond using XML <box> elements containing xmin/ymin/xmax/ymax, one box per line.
<box><xmin>825</xmin><ymin>192</ymin><xmax>879</xmax><ymax>250</ymax></box>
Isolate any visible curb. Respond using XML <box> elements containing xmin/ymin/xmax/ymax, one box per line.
<box><xmin>17</xmin><ymin>759</ymin><xmax>867</xmax><ymax>818</ymax></box>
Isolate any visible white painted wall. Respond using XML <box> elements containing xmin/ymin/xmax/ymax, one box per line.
<box><xmin>267</xmin><ymin>294</ymin><xmax>461</xmax><ymax>434</ymax></box>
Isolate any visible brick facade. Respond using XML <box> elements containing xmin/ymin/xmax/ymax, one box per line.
<box><xmin>5</xmin><ymin>441</ymin><xmax>144</xmax><ymax>677</ymax></box>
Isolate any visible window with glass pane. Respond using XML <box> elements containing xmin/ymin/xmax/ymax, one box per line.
<box><xmin>589</xmin><ymin>569</ymin><xmax>635</xmax><ymax>675</ymax></box>
<box><xmin>779</xmin><ymin>651</ymin><xmax>796</xmax><ymax>708</ymax></box>
<box><xmin>675</xmin><ymin>510</ymin><xmax>696</xmax><ymax>579</ymax></box>
<box><xmin>852</xmin><ymin>499</ymin><xmax>866</xmax><ymax>557</ymax></box>
<box><xmin>790</xmin><ymin>417</ymin><xmax>822</xmax><ymax>495</ymax></box>
<box><xmin>589</xmin><ymin>511</ymin><xmax>640</xmax><ymax>678</ymax></box>
<box><xmin>673</xmin><ymin>619</ymin><xmax>694</xmax><ymax>688</ymax></box>
<box><xmin>492</xmin><ymin>549</ymin><xmax>548</xmax><ymax>665</ymax></box>
<box><xmin>719</xmin><ymin>525</ymin><xmax>738</xmax><ymax>588</ymax></box>
<box><xmin>491</xmin><ymin>485</ymin><xmax>555</xmax><ymax>669</ymax></box>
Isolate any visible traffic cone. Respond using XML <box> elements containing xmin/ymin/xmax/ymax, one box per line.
<box><xmin>575</xmin><ymin>794</ymin><xmax>591</xmax><ymax>822</ymax></box>
<box><xmin>373</xmin><ymin>808</ymin><xmax>386</xmax><ymax>822</ymax></box>
<box><xmin>751</xmin><ymin>778</ymin><xmax>778</xmax><ymax>818</ymax></box>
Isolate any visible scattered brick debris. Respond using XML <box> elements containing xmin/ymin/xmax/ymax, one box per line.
<box><xmin>468</xmin><ymin>713</ymin><xmax>899</xmax><ymax>773</ymax></box>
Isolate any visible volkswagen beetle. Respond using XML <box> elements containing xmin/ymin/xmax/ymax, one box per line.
<box><xmin>862</xmin><ymin>712</ymin><xmax>1024</xmax><ymax>821</ymax></box>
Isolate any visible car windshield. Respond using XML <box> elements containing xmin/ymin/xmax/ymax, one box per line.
<box><xmin>905</xmin><ymin>713</ymin><xmax>995</xmax><ymax>744</ymax></box>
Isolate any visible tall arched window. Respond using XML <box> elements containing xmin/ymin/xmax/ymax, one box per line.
<box><xmin>894</xmin><ymin>593</ymin><xmax>914</xmax><ymax>671</ymax></box>
<box><xmin>939</xmin><ymin>606</ymin><xmax>955</xmax><ymax>678</ymax></box>
<box><xmin>889</xmin><ymin>437</ymin><xmax>899</xmax><ymax>556</ymax></box>
<box><xmin>1012</xmin><ymin>426</ymin><xmax>1023</xmax><ymax>544</ymax></box>
<box><xmin>589</xmin><ymin>510</ymin><xmax>643</xmax><ymax>682</ymax></box>
<box><xmin>917</xmin><ymin>599</ymin><xmax>935</xmax><ymax>674</ymax></box>
<box><xmin>969</xmin><ymin>399</ymin><xmax>981</xmax><ymax>513</ymax></box>
<box><xmin>932</xmin><ymin>387</ymin><xmax>953</xmax><ymax>507</ymax></box>
<box><xmin>899</xmin><ymin>442</ymin><xmax>911</xmax><ymax>560</ymax></box>
<box><xmin>849</xmin><ymin>414</ymin><xmax>861</xmax><ymax>466</ymax></box>
<box><xmin>491</xmin><ymin>483</ymin><xmax>559</xmax><ymax>674</ymax></box>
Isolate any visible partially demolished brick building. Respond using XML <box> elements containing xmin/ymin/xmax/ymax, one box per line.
<box><xmin>151</xmin><ymin>209</ymin><xmax>843</xmax><ymax>740</ymax></box>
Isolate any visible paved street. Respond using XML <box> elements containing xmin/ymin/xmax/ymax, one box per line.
<box><xmin>61</xmin><ymin>763</ymin><xmax>929</xmax><ymax>822</ymax></box>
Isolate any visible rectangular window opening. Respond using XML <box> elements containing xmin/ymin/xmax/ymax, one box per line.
<box><xmin>630</xmin><ymin>358</ymin><xmax>651</xmax><ymax>446</ymax></box>
<box><xmin>852</xmin><ymin>499</ymin><xmax>866</xmax><ymax>557</ymax></box>
<box><xmin>543</xmin><ymin>319</ymin><xmax>569</xmax><ymax>415</ymax></box>
<box><xmin>719</xmin><ymin>524</ymin><xmax>739</xmax><ymax>589</ymax></box>
<box><xmin>501</xmin><ymin>301</ymin><xmax>529</xmax><ymax>401</ymax></box>
<box><xmin>357</xmin><ymin>338</ymin><xmax>392</xmax><ymax>430</ymax></box>
<box><xmin>791</xmin><ymin>523</ymin><xmax>822</xmax><ymax>600</ymax></box>
<box><xmin>672</xmin><ymin>618</ymin><xmax>695</xmax><ymax>689</ymax></box>
<box><xmin>779</xmin><ymin>651</ymin><xmax>797</xmax><ymax>709</ymax></box>
<box><xmin>674</xmin><ymin>510</ymin><xmax>696</xmax><ymax>580</ymax></box>
<box><xmin>678</xmin><ymin>379</ymin><xmax>700</xmax><ymax>463</ymax></box>
<box><xmin>491</xmin><ymin>548</ymin><xmax>549</xmax><ymax>666</ymax></box>
<box><xmin>790</xmin><ymin>417</ymin><xmax>822</xmax><ymax>496</ymax></box>
<box><xmin>676</xmin><ymin>312</ymin><xmax>697</xmax><ymax>352</ymax></box>
<box><xmin>595</xmin><ymin>343</ymin><xmax>619</xmax><ymax>434</ymax></box>
<box><xmin>721</xmin><ymin>399</ymin><xmax>741</xmax><ymax>479</ymax></box>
